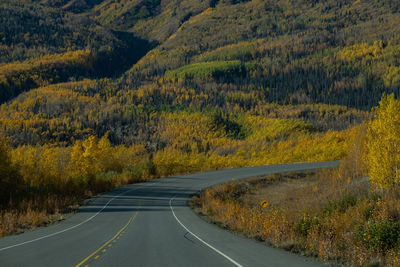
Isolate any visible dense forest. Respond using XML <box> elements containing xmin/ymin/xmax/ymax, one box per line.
<box><xmin>1</xmin><ymin>2</ymin><xmax>400</xmax><ymax>263</ymax></box>
<box><xmin>2</xmin><ymin>0</ymin><xmax>400</xmax><ymax>112</ymax></box>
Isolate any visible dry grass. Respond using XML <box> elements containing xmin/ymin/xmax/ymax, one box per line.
<box><xmin>193</xmin><ymin>170</ymin><xmax>400</xmax><ymax>266</ymax></box>
<box><xmin>0</xmin><ymin>196</ymin><xmax>80</xmax><ymax>237</ymax></box>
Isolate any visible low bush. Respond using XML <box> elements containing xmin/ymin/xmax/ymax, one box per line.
<box><xmin>323</xmin><ymin>193</ymin><xmax>358</xmax><ymax>215</ymax></box>
<box><xmin>295</xmin><ymin>215</ymin><xmax>320</xmax><ymax>237</ymax></box>
<box><xmin>357</xmin><ymin>220</ymin><xmax>400</xmax><ymax>253</ymax></box>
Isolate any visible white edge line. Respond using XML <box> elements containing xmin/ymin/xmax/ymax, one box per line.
<box><xmin>0</xmin><ymin>183</ymin><xmax>150</xmax><ymax>252</ymax></box>
<box><xmin>169</xmin><ymin>197</ymin><xmax>243</xmax><ymax>267</ymax></box>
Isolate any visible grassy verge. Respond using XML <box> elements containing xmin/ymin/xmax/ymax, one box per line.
<box><xmin>0</xmin><ymin>156</ymin><xmax>160</xmax><ymax>237</ymax></box>
<box><xmin>191</xmin><ymin>169</ymin><xmax>400</xmax><ymax>266</ymax></box>
<box><xmin>0</xmin><ymin>196</ymin><xmax>81</xmax><ymax>237</ymax></box>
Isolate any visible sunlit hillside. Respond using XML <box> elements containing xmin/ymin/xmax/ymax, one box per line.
<box><xmin>1</xmin><ymin>1</ymin><xmax>400</xmax><ymax>264</ymax></box>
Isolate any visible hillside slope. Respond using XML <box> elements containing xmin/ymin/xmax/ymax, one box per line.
<box><xmin>0</xmin><ymin>0</ymin><xmax>152</xmax><ymax>102</ymax></box>
<box><xmin>124</xmin><ymin>0</ymin><xmax>400</xmax><ymax>108</ymax></box>
<box><xmin>2</xmin><ymin>3</ymin><xmax>400</xmax><ymax>261</ymax></box>
<box><xmin>1</xmin><ymin>0</ymin><xmax>399</xmax><ymax>147</ymax></box>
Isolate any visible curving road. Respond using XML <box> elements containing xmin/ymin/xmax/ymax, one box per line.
<box><xmin>0</xmin><ymin>161</ymin><xmax>339</xmax><ymax>267</ymax></box>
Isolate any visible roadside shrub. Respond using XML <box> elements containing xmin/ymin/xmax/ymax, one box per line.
<box><xmin>323</xmin><ymin>193</ymin><xmax>358</xmax><ymax>215</ymax></box>
<box><xmin>295</xmin><ymin>215</ymin><xmax>320</xmax><ymax>237</ymax></box>
<box><xmin>122</xmin><ymin>159</ymin><xmax>157</xmax><ymax>182</ymax></box>
<box><xmin>357</xmin><ymin>220</ymin><xmax>400</xmax><ymax>252</ymax></box>
<box><xmin>363</xmin><ymin>205</ymin><xmax>376</xmax><ymax>221</ymax></box>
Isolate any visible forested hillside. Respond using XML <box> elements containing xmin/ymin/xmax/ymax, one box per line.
<box><xmin>0</xmin><ymin>0</ymin><xmax>151</xmax><ymax>102</ymax></box>
<box><xmin>2</xmin><ymin>0</ymin><xmax>400</xmax><ymax>111</ymax></box>
<box><xmin>2</xmin><ymin>0</ymin><xmax>399</xmax><ymax>146</ymax></box>
<box><xmin>1</xmin><ymin>1</ymin><xmax>400</xmax><ymax>259</ymax></box>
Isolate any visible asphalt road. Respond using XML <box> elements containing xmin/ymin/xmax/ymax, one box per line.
<box><xmin>0</xmin><ymin>161</ymin><xmax>339</xmax><ymax>267</ymax></box>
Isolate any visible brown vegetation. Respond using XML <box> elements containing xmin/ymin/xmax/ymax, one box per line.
<box><xmin>194</xmin><ymin>168</ymin><xmax>400</xmax><ymax>266</ymax></box>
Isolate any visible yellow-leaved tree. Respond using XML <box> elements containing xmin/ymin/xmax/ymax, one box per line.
<box><xmin>367</xmin><ymin>94</ymin><xmax>400</xmax><ymax>189</ymax></box>
<box><xmin>71</xmin><ymin>133</ymin><xmax>113</xmax><ymax>179</ymax></box>
<box><xmin>82</xmin><ymin>135</ymin><xmax>103</xmax><ymax>177</ymax></box>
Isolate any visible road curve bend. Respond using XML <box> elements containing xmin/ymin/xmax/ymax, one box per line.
<box><xmin>0</xmin><ymin>161</ymin><xmax>339</xmax><ymax>267</ymax></box>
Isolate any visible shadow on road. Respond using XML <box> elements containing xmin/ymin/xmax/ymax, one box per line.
<box><xmin>78</xmin><ymin>183</ymin><xmax>193</xmax><ymax>213</ymax></box>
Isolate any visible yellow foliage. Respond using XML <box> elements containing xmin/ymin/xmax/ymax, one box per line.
<box><xmin>336</xmin><ymin>41</ymin><xmax>383</xmax><ymax>62</ymax></box>
<box><xmin>384</xmin><ymin>65</ymin><xmax>400</xmax><ymax>87</ymax></box>
<box><xmin>367</xmin><ymin>94</ymin><xmax>400</xmax><ymax>189</ymax></box>
<box><xmin>1</xmin><ymin>110</ymin><xmax>357</xmax><ymax>236</ymax></box>
<box><xmin>0</xmin><ymin>50</ymin><xmax>93</xmax><ymax>78</ymax></box>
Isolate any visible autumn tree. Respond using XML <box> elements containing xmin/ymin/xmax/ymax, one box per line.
<box><xmin>71</xmin><ymin>133</ymin><xmax>114</xmax><ymax>179</ymax></box>
<box><xmin>0</xmin><ymin>138</ymin><xmax>23</xmax><ymax>205</ymax></box>
<box><xmin>367</xmin><ymin>94</ymin><xmax>400</xmax><ymax>189</ymax></box>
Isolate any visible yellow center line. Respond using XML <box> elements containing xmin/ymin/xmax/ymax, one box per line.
<box><xmin>75</xmin><ymin>210</ymin><xmax>139</xmax><ymax>267</ymax></box>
